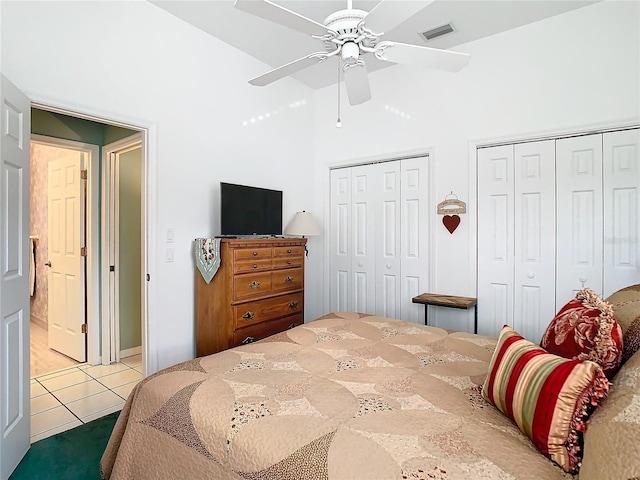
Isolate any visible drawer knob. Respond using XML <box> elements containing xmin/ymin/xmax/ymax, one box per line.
<box><xmin>242</xmin><ymin>311</ymin><xmax>255</xmax><ymax>320</ymax></box>
<box><xmin>285</xmin><ymin>276</ymin><xmax>294</xmax><ymax>283</ymax></box>
<box><xmin>288</xmin><ymin>323</ymin><xmax>298</xmax><ymax>329</ymax></box>
<box><xmin>289</xmin><ymin>301</ymin><xmax>298</xmax><ymax>309</ymax></box>
<box><xmin>287</xmin><ymin>260</ymin><xmax>292</xmax><ymax>265</ymax></box>
<box><xmin>253</xmin><ymin>264</ymin><xmax>258</xmax><ymax>269</ymax></box>
<box><xmin>253</xmin><ymin>251</ymin><xmax>258</xmax><ymax>256</ymax></box>
<box><xmin>241</xmin><ymin>336</ymin><xmax>255</xmax><ymax>345</ymax></box>
<box><xmin>249</xmin><ymin>281</ymin><xmax>261</xmax><ymax>289</ymax></box>
<box><xmin>287</xmin><ymin>249</ymin><xmax>292</xmax><ymax>253</ymax></box>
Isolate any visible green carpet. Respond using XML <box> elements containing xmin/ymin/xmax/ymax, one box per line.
<box><xmin>10</xmin><ymin>411</ymin><xmax>119</xmax><ymax>480</ymax></box>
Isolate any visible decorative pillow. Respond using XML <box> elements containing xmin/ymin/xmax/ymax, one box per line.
<box><xmin>606</xmin><ymin>284</ymin><xmax>640</xmax><ymax>363</ymax></box>
<box><xmin>482</xmin><ymin>325</ymin><xmax>610</xmax><ymax>473</ymax></box>
<box><xmin>540</xmin><ymin>287</ymin><xmax>623</xmax><ymax>379</ymax></box>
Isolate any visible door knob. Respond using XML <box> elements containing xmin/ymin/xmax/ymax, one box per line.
<box><xmin>45</xmin><ymin>261</ymin><xmax>52</xmax><ymax>267</ymax></box>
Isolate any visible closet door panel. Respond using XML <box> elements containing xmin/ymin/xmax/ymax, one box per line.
<box><xmin>399</xmin><ymin>158</ymin><xmax>429</xmax><ymax>324</ymax></box>
<box><xmin>330</xmin><ymin>169</ymin><xmax>352</xmax><ymax>312</ymax></box>
<box><xmin>556</xmin><ymin>134</ymin><xmax>603</xmax><ymax>306</ymax></box>
<box><xmin>514</xmin><ymin>140</ymin><xmax>556</xmax><ymax>341</ymax></box>
<box><xmin>351</xmin><ymin>165</ymin><xmax>377</xmax><ymax>314</ymax></box>
<box><xmin>604</xmin><ymin>128</ymin><xmax>640</xmax><ymax>296</ymax></box>
<box><xmin>375</xmin><ymin>162</ymin><xmax>401</xmax><ymax>319</ymax></box>
<box><xmin>477</xmin><ymin>145</ymin><xmax>514</xmax><ymax>336</ymax></box>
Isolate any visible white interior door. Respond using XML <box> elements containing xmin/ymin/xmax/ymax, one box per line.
<box><xmin>351</xmin><ymin>164</ymin><xmax>377</xmax><ymax>314</ymax></box>
<box><xmin>47</xmin><ymin>152</ymin><xmax>86</xmax><ymax>362</ymax></box>
<box><xmin>556</xmin><ymin>134</ymin><xmax>603</xmax><ymax>307</ymax></box>
<box><xmin>603</xmin><ymin>128</ymin><xmax>640</xmax><ymax>296</ymax></box>
<box><xmin>375</xmin><ymin>161</ymin><xmax>401</xmax><ymax>319</ymax></box>
<box><xmin>329</xmin><ymin>168</ymin><xmax>352</xmax><ymax>312</ymax></box>
<box><xmin>0</xmin><ymin>74</ymin><xmax>31</xmax><ymax>479</ymax></box>
<box><xmin>477</xmin><ymin>145</ymin><xmax>515</xmax><ymax>336</ymax></box>
<box><xmin>513</xmin><ymin>140</ymin><xmax>556</xmax><ymax>341</ymax></box>
<box><xmin>399</xmin><ymin>157</ymin><xmax>429</xmax><ymax>324</ymax></box>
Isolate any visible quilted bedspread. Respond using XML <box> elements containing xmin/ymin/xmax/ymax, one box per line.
<box><xmin>101</xmin><ymin>312</ymin><xmax>570</xmax><ymax>480</ymax></box>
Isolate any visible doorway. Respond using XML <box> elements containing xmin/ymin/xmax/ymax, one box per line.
<box><xmin>28</xmin><ymin>108</ymin><xmax>146</xmax><ymax>442</ymax></box>
<box><xmin>29</xmin><ymin>137</ymin><xmax>99</xmax><ymax>376</ymax></box>
<box><xmin>28</xmin><ymin>108</ymin><xmax>143</xmax><ymax>377</ymax></box>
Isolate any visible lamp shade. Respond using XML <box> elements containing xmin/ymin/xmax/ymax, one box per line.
<box><xmin>284</xmin><ymin>211</ymin><xmax>321</xmax><ymax>236</ymax></box>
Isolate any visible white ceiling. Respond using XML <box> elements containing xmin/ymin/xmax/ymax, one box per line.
<box><xmin>150</xmin><ymin>0</ymin><xmax>598</xmax><ymax>90</ymax></box>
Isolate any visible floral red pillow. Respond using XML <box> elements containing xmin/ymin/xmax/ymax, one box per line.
<box><xmin>541</xmin><ymin>288</ymin><xmax>623</xmax><ymax>379</ymax></box>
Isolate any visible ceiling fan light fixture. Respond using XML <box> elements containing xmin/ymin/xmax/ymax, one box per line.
<box><xmin>341</xmin><ymin>42</ymin><xmax>359</xmax><ymax>65</ymax></box>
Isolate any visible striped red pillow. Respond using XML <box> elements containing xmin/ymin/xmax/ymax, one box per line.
<box><xmin>482</xmin><ymin>325</ymin><xmax>610</xmax><ymax>473</ymax></box>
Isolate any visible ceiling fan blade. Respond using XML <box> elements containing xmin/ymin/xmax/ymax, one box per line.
<box><xmin>234</xmin><ymin>0</ymin><xmax>332</xmax><ymax>37</ymax></box>
<box><xmin>343</xmin><ymin>65</ymin><xmax>372</xmax><ymax>106</ymax></box>
<box><xmin>363</xmin><ymin>0</ymin><xmax>433</xmax><ymax>34</ymax></box>
<box><xmin>249</xmin><ymin>53</ymin><xmax>326</xmax><ymax>86</ymax></box>
<box><xmin>376</xmin><ymin>41</ymin><xmax>470</xmax><ymax>72</ymax></box>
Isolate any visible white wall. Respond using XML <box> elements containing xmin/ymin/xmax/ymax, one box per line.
<box><xmin>0</xmin><ymin>0</ymin><xmax>319</xmax><ymax>371</ymax></box>
<box><xmin>314</xmin><ymin>0</ymin><xmax>640</xmax><ymax>331</ymax></box>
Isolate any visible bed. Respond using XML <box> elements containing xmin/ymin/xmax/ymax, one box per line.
<box><xmin>101</xmin><ymin>308</ymin><xmax>639</xmax><ymax>480</ymax></box>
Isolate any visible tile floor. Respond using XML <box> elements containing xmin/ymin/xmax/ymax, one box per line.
<box><xmin>30</xmin><ymin>354</ymin><xmax>143</xmax><ymax>443</ymax></box>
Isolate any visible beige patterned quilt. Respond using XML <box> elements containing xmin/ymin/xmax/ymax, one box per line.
<box><xmin>101</xmin><ymin>312</ymin><xmax>570</xmax><ymax>480</ymax></box>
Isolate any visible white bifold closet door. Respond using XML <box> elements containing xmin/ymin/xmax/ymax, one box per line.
<box><xmin>329</xmin><ymin>158</ymin><xmax>429</xmax><ymax>323</ymax></box>
<box><xmin>477</xmin><ymin>140</ymin><xmax>556</xmax><ymax>340</ymax></box>
<box><xmin>556</xmin><ymin>129</ymin><xmax>640</xmax><ymax>304</ymax></box>
<box><xmin>478</xmin><ymin>128</ymin><xmax>640</xmax><ymax>341</ymax></box>
<box><xmin>556</xmin><ymin>134</ymin><xmax>604</xmax><ymax>306</ymax></box>
<box><xmin>603</xmin><ymin>129</ymin><xmax>640</xmax><ymax>295</ymax></box>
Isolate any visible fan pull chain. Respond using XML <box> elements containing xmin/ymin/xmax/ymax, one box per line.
<box><xmin>336</xmin><ymin>59</ymin><xmax>342</xmax><ymax>128</ymax></box>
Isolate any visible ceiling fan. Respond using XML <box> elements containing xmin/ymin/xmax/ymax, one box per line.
<box><xmin>234</xmin><ymin>0</ymin><xmax>471</xmax><ymax>105</ymax></box>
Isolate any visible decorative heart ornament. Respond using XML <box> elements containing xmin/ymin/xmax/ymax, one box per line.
<box><xmin>442</xmin><ymin>214</ymin><xmax>461</xmax><ymax>234</ymax></box>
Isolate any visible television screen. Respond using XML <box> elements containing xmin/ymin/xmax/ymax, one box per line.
<box><xmin>220</xmin><ymin>182</ymin><xmax>283</xmax><ymax>236</ymax></box>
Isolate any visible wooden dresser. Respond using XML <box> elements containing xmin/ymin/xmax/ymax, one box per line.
<box><xmin>195</xmin><ymin>237</ymin><xmax>307</xmax><ymax>356</ymax></box>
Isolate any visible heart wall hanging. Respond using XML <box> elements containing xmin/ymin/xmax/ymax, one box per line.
<box><xmin>437</xmin><ymin>192</ymin><xmax>466</xmax><ymax>234</ymax></box>
<box><xmin>443</xmin><ymin>215</ymin><xmax>461</xmax><ymax>234</ymax></box>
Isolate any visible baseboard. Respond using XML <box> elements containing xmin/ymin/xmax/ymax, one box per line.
<box><xmin>120</xmin><ymin>346</ymin><xmax>141</xmax><ymax>359</ymax></box>
<box><xmin>30</xmin><ymin>314</ymin><xmax>47</xmax><ymax>330</ymax></box>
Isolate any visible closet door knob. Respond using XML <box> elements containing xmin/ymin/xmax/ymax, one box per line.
<box><xmin>527</xmin><ymin>273</ymin><xmax>534</xmax><ymax>279</ymax></box>
<box><xmin>357</xmin><ymin>262</ymin><xmax>363</xmax><ymax>267</ymax></box>
<box><xmin>386</xmin><ymin>264</ymin><xmax>392</xmax><ymax>269</ymax></box>
<box><xmin>44</xmin><ymin>261</ymin><xmax>52</xmax><ymax>267</ymax></box>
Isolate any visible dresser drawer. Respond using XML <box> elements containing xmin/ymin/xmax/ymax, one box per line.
<box><xmin>273</xmin><ymin>255</ymin><xmax>303</xmax><ymax>269</ymax></box>
<box><xmin>232</xmin><ymin>313</ymin><xmax>303</xmax><ymax>347</ymax></box>
<box><xmin>273</xmin><ymin>245</ymin><xmax>305</xmax><ymax>257</ymax></box>
<box><xmin>272</xmin><ymin>267</ymin><xmax>303</xmax><ymax>292</ymax></box>
<box><xmin>234</xmin><ymin>271</ymin><xmax>273</xmax><ymax>300</ymax></box>
<box><xmin>235</xmin><ymin>258</ymin><xmax>272</xmax><ymax>274</ymax></box>
<box><xmin>233</xmin><ymin>292</ymin><xmax>303</xmax><ymax>329</ymax></box>
<box><xmin>234</xmin><ymin>247</ymin><xmax>272</xmax><ymax>261</ymax></box>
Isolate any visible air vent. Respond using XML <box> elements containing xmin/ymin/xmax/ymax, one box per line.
<box><xmin>421</xmin><ymin>23</ymin><xmax>454</xmax><ymax>41</ymax></box>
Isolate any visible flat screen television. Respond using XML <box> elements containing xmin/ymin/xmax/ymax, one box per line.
<box><xmin>220</xmin><ymin>182</ymin><xmax>283</xmax><ymax>236</ymax></box>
